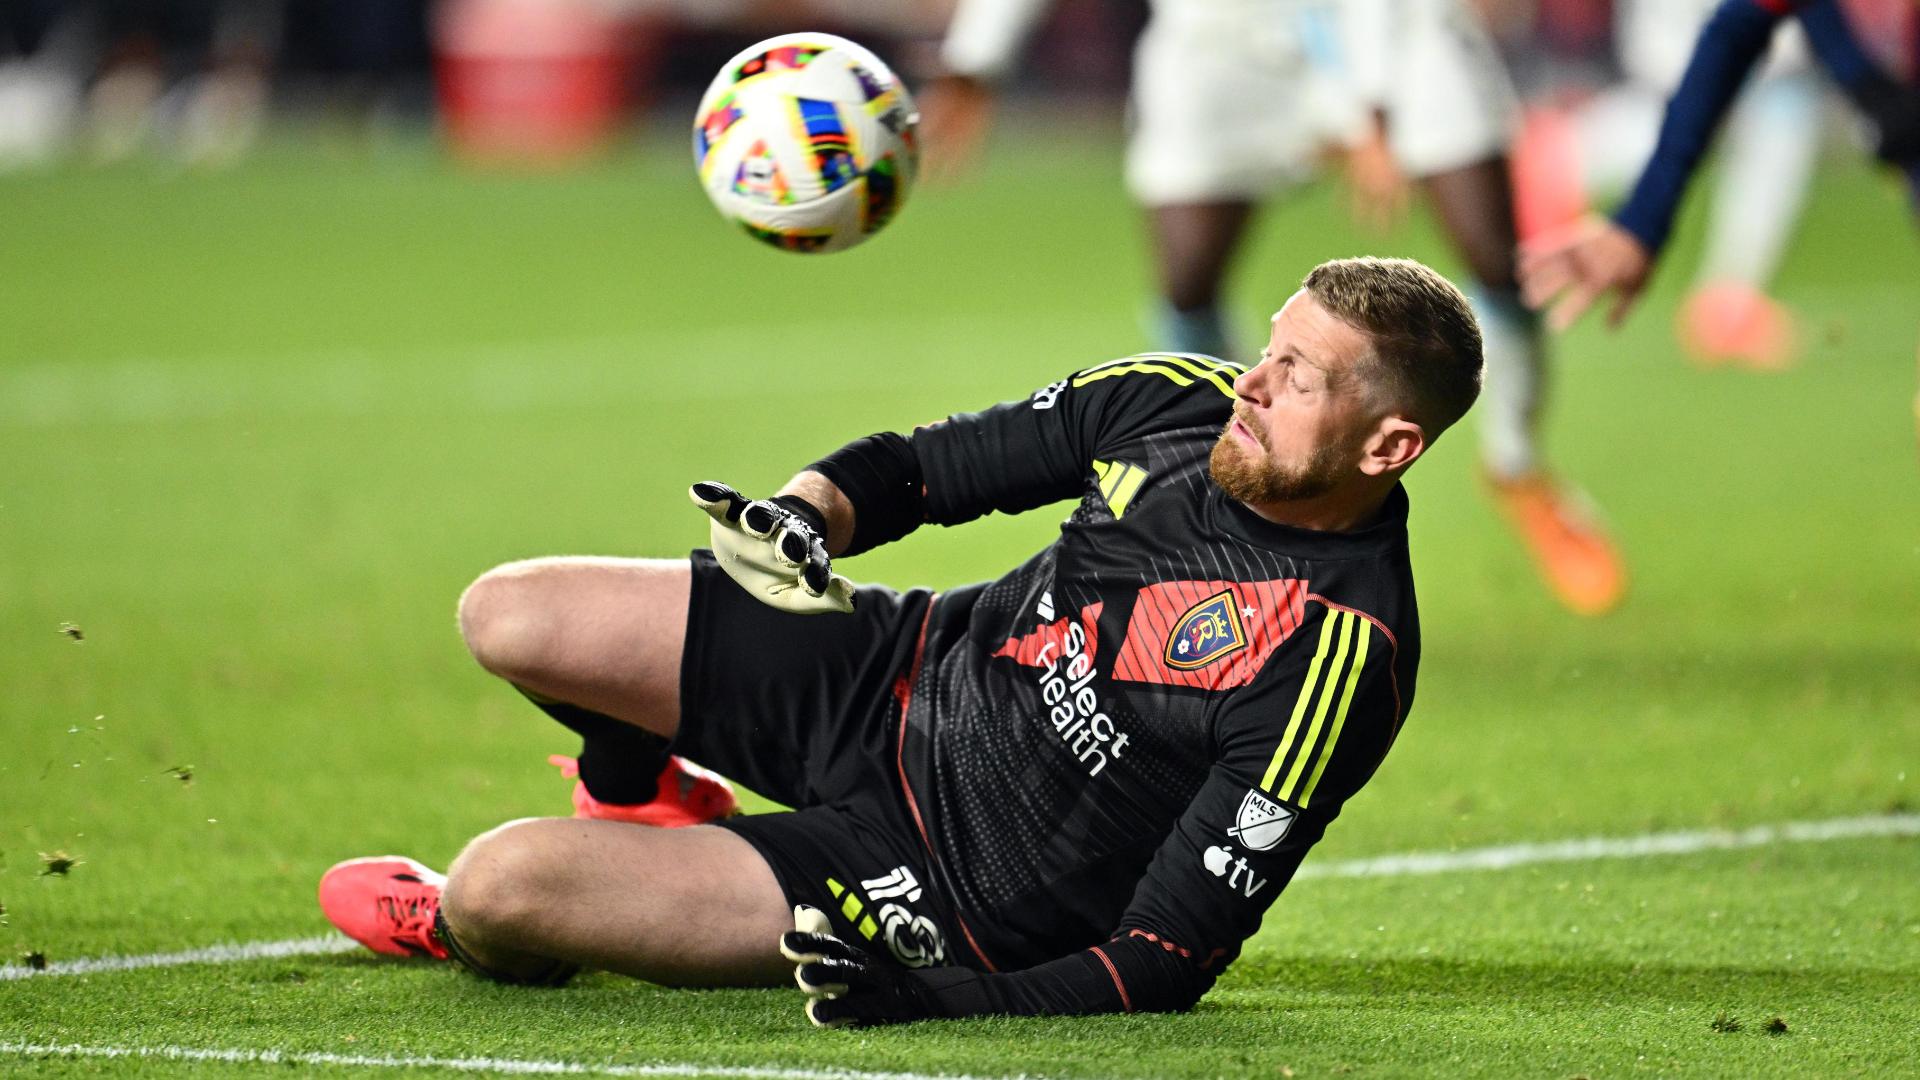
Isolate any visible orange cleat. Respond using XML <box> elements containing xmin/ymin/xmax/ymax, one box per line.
<box><xmin>317</xmin><ymin>856</ymin><xmax>448</xmax><ymax>960</ymax></box>
<box><xmin>1677</xmin><ymin>281</ymin><xmax>1798</xmax><ymax>371</ymax></box>
<box><xmin>1486</xmin><ymin>471</ymin><xmax>1628</xmax><ymax>616</ymax></box>
<box><xmin>548</xmin><ymin>754</ymin><xmax>739</xmax><ymax>828</ymax></box>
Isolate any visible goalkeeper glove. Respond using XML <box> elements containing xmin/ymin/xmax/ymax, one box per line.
<box><xmin>780</xmin><ymin>906</ymin><xmax>945</xmax><ymax>1028</ymax></box>
<box><xmin>690</xmin><ymin>482</ymin><xmax>855</xmax><ymax>614</ymax></box>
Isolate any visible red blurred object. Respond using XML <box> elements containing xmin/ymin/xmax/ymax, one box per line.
<box><xmin>1511</xmin><ymin>106</ymin><xmax>1590</xmax><ymax>245</ymax></box>
<box><xmin>434</xmin><ymin>0</ymin><xmax>627</xmax><ymax>165</ymax></box>
<box><xmin>1836</xmin><ymin>0</ymin><xmax>1917</xmax><ymax>79</ymax></box>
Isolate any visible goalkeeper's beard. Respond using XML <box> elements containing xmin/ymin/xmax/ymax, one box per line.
<box><xmin>1209</xmin><ymin>409</ymin><xmax>1350</xmax><ymax>505</ymax></box>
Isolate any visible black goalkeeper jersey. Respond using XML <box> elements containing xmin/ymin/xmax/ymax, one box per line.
<box><xmin>891</xmin><ymin>353</ymin><xmax>1420</xmax><ymax>1014</ymax></box>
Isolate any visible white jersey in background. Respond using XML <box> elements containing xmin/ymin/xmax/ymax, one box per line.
<box><xmin>939</xmin><ymin>0</ymin><xmax>1518</xmax><ymax>203</ymax></box>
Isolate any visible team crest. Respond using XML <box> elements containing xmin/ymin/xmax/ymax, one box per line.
<box><xmin>1165</xmin><ymin>590</ymin><xmax>1247</xmax><ymax>670</ymax></box>
<box><xmin>1228</xmin><ymin>789</ymin><xmax>1295</xmax><ymax>851</ymax></box>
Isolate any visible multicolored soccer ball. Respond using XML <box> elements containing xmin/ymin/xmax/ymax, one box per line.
<box><xmin>692</xmin><ymin>33</ymin><xmax>919</xmax><ymax>254</ymax></box>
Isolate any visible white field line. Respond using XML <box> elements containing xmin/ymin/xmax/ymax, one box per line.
<box><xmin>1294</xmin><ymin>811</ymin><xmax>1920</xmax><ymax>880</ymax></box>
<box><xmin>0</xmin><ymin>933</ymin><xmax>357</xmax><ymax>981</ymax></box>
<box><xmin>5</xmin><ymin>813</ymin><xmax>1915</xmax><ymax>985</ymax></box>
<box><xmin>0</xmin><ymin>1042</ymin><xmax>1005</xmax><ymax>1080</ymax></box>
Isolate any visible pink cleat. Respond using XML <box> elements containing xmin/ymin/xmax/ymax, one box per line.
<box><xmin>317</xmin><ymin>856</ymin><xmax>448</xmax><ymax>960</ymax></box>
<box><xmin>547</xmin><ymin>754</ymin><xmax>739</xmax><ymax>828</ymax></box>
<box><xmin>1678</xmin><ymin>281</ymin><xmax>1798</xmax><ymax>371</ymax></box>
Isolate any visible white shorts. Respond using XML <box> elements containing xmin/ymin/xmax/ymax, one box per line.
<box><xmin>1124</xmin><ymin>0</ymin><xmax>1516</xmax><ymax>206</ymax></box>
<box><xmin>1615</xmin><ymin>0</ymin><xmax>1808</xmax><ymax>91</ymax></box>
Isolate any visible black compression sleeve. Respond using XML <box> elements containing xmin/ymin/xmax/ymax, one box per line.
<box><xmin>808</xmin><ymin>432</ymin><xmax>925</xmax><ymax>557</ymax></box>
<box><xmin>912</xmin><ymin>936</ymin><xmax>1214</xmax><ymax>1019</ymax></box>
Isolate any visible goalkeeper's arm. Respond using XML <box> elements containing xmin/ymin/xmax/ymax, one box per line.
<box><xmin>689</xmin><ymin>432</ymin><xmax>928</xmax><ymax>615</ymax></box>
<box><xmin>795</xmin><ymin>431</ymin><xmax>927</xmax><ymax>558</ymax></box>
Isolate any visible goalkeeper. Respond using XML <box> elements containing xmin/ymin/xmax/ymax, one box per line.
<box><xmin>318</xmin><ymin>256</ymin><xmax>1484</xmax><ymax>1025</ymax></box>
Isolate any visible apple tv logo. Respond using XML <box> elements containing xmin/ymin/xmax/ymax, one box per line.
<box><xmin>1203</xmin><ymin>844</ymin><xmax>1266</xmax><ymax>898</ymax></box>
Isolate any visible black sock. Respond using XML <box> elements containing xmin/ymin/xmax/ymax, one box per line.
<box><xmin>513</xmin><ymin>685</ymin><xmax>668</xmax><ymax>805</ymax></box>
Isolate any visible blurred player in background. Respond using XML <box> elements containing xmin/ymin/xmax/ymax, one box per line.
<box><xmin>1520</xmin><ymin>0</ymin><xmax>1920</xmax><ymax>434</ymax></box>
<box><xmin>1516</xmin><ymin>0</ymin><xmax>1825</xmax><ymax>370</ymax></box>
<box><xmin>920</xmin><ymin>0</ymin><xmax>1627</xmax><ymax>615</ymax></box>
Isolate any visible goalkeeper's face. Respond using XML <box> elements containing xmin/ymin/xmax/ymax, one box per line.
<box><xmin>1210</xmin><ymin>290</ymin><xmax>1394</xmax><ymax>509</ymax></box>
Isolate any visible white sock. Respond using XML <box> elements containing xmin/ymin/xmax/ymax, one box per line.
<box><xmin>1473</xmin><ymin>287</ymin><xmax>1547</xmax><ymax>480</ymax></box>
<box><xmin>1573</xmin><ymin>83</ymin><xmax>1664</xmax><ymax>197</ymax></box>
<box><xmin>1696</xmin><ymin>72</ymin><xmax>1821</xmax><ymax>288</ymax></box>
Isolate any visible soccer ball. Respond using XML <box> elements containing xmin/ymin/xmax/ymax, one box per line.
<box><xmin>692</xmin><ymin>33</ymin><xmax>919</xmax><ymax>254</ymax></box>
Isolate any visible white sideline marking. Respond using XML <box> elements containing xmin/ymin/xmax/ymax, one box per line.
<box><xmin>1297</xmin><ymin>812</ymin><xmax>1920</xmax><ymax>880</ymax></box>
<box><xmin>5</xmin><ymin>814</ymin><xmax>1915</xmax><ymax>985</ymax></box>
<box><xmin>0</xmin><ymin>933</ymin><xmax>357</xmax><ymax>981</ymax></box>
<box><xmin>0</xmin><ymin>1042</ymin><xmax>999</xmax><ymax>1080</ymax></box>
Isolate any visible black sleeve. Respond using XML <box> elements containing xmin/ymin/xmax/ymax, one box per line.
<box><xmin>912</xmin><ymin>604</ymin><xmax>1406</xmax><ymax>1017</ymax></box>
<box><xmin>912</xmin><ymin>355</ymin><xmax>1240</xmax><ymax>528</ymax></box>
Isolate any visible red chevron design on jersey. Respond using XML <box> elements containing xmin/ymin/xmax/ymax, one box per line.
<box><xmin>992</xmin><ymin>602</ymin><xmax>1104</xmax><ymax>668</ymax></box>
<box><xmin>1112</xmin><ymin>579</ymin><xmax>1308</xmax><ymax>689</ymax></box>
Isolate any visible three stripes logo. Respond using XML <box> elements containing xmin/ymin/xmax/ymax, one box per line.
<box><xmin>1259</xmin><ymin>608</ymin><xmax>1373</xmax><ymax>809</ymax></box>
<box><xmin>1092</xmin><ymin>459</ymin><xmax>1148</xmax><ymax>518</ymax></box>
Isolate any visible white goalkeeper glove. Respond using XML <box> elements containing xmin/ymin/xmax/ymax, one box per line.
<box><xmin>690</xmin><ymin>481</ymin><xmax>856</xmax><ymax>614</ymax></box>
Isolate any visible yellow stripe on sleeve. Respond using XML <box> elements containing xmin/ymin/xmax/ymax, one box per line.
<box><xmin>1278</xmin><ymin>612</ymin><xmax>1356</xmax><ymax>801</ymax></box>
<box><xmin>1070</xmin><ymin>361</ymin><xmax>1237</xmax><ymax>398</ymax></box>
<box><xmin>1135</xmin><ymin>353</ymin><xmax>1240</xmax><ymax>397</ymax></box>
<box><xmin>1107</xmin><ymin>463</ymin><xmax>1147</xmax><ymax>517</ymax></box>
<box><xmin>1297</xmin><ymin>617</ymin><xmax>1372</xmax><ymax>807</ymax></box>
<box><xmin>1260</xmin><ymin>611</ymin><xmax>1344</xmax><ymax>793</ymax></box>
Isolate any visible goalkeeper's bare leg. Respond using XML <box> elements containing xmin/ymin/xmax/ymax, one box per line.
<box><xmin>436</xmin><ymin>815</ymin><xmax>792</xmax><ymax>986</ymax></box>
<box><xmin>458</xmin><ymin>556</ymin><xmax>692</xmax><ymax>739</ymax></box>
<box><xmin>455</xmin><ymin>556</ymin><xmax>741</xmax><ymax>825</ymax></box>
<box><xmin>323</xmin><ymin>557</ymin><xmax>793</xmax><ymax>983</ymax></box>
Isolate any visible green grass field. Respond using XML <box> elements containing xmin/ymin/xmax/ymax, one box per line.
<box><xmin>3</xmin><ymin>120</ymin><xmax>1918</xmax><ymax>1078</ymax></box>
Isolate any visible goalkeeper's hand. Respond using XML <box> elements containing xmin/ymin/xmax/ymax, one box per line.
<box><xmin>780</xmin><ymin>906</ymin><xmax>942</xmax><ymax>1028</ymax></box>
<box><xmin>690</xmin><ymin>482</ymin><xmax>855</xmax><ymax>614</ymax></box>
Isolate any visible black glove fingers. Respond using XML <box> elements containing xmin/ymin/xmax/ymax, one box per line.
<box><xmin>805</xmin><ymin>997</ymin><xmax>861</xmax><ymax>1029</ymax></box>
<box><xmin>795</xmin><ymin>958</ymin><xmax>862</xmax><ymax>996</ymax></box>
<box><xmin>799</xmin><ymin>545</ymin><xmax>832</xmax><ymax>596</ymax></box>
<box><xmin>782</xmin><ymin>931</ymin><xmax>862</xmax><ymax>963</ymax></box>
<box><xmin>741</xmin><ymin>500</ymin><xmax>782</xmax><ymax>538</ymax></box>
<box><xmin>776</xmin><ymin>525</ymin><xmax>812</xmax><ymax>568</ymax></box>
<box><xmin>690</xmin><ymin>481</ymin><xmax>750</xmax><ymax>523</ymax></box>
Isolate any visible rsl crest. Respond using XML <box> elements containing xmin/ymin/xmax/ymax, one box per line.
<box><xmin>1165</xmin><ymin>590</ymin><xmax>1247</xmax><ymax>670</ymax></box>
<box><xmin>1228</xmin><ymin>788</ymin><xmax>1295</xmax><ymax>851</ymax></box>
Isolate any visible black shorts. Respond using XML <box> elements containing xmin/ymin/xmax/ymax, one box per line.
<box><xmin>673</xmin><ymin>550</ymin><xmax>975</xmax><ymax>972</ymax></box>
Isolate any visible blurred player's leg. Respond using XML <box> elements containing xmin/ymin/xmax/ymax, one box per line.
<box><xmin>1146</xmin><ymin>202</ymin><xmax>1255</xmax><ymax>358</ymax></box>
<box><xmin>1126</xmin><ymin>4</ymin><xmax>1323</xmax><ymax>360</ymax></box>
<box><xmin>1610</xmin><ymin>0</ymin><xmax>1817</xmax><ymax>369</ymax></box>
<box><xmin>1391</xmin><ymin>0</ymin><xmax>1626</xmax><ymax>614</ymax></box>
<box><xmin>1426</xmin><ymin>162</ymin><xmax>1627</xmax><ymax>615</ymax></box>
<box><xmin>1679</xmin><ymin>72</ymin><xmax>1820</xmax><ymax>370</ymax></box>
<box><xmin>457</xmin><ymin>556</ymin><xmax>736</xmax><ymax>822</ymax></box>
